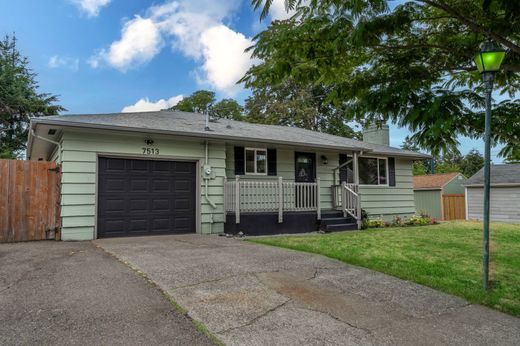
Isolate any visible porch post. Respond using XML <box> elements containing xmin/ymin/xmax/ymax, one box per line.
<box><xmin>353</xmin><ymin>152</ymin><xmax>361</xmax><ymax>228</ymax></box>
<box><xmin>316</xmin><ymin>177</ymin><xmax>321</xmax><ymax>220</ymax></box>
<box><xmin>341</xmin><ymin>181</ymin><xmax>347</xmax><ymax>218</ymax></box>
<box><xmin>235</xmin><ymin>175</ymin><xmax>240</xmax><ymax>224</ymax></box>
<box><xmin>278</xmin><ymin>176</ymin><xmax>283</xmax><ymax>223</ymax></box>
<box><xmin>353</xmin><ymin>151</ymin><xmax>360</xmax><ymax>186</ymax></box>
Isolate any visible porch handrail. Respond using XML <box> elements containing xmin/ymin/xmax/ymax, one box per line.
<box><xmin>332</xmin><ymin>182</ymin><xmax>361</xmax><ymax>227</ymax></box>
<box><xmin>224</xmin><ymin>177</ymin><xmax>321</xmax><ymax>224</ymax></box>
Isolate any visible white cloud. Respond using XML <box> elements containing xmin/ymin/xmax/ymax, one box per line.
<box><xmin>269</xmin><ymin>0</ymin><xmax>298</xmax><ymax>20</ymax></box>
<box><xmin>72</xmin><ymin>0</ymin><xmax>111</xmax><ymax>17</ymax></box>
<box><xmin>122</xmin><ymin>95</ymin><xmax>184</xmax><ymax>112</ymax></box>
<box><xmin>199</xmin><ymin>25</ymin><xmax>255</xmax><ymax>94</ymax></box>
<box><xmin>90</xmin><ymin>0</ymin><xmax>255</xmax><ymax>93</ymax></box>
<box><xmin>48</xmin><ymin>55</ymin><xmax>80</xmax><ymax>71</ymax></box>
<box><xmin>89</xmin><ymin>16</ymin><xmax>163</xmax><ymax>72</ymax></box>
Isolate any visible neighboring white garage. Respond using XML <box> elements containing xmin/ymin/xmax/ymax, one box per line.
<box><xmin>465</xmin><ymin>164</ymin><xmax>520</xmax><ymax>223</ymax></box>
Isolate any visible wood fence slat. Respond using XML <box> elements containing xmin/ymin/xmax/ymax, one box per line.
<box><xmin>443</xmin><ymin>194</ymin><xmax>465</xmax><ymax>220</ymax></box>
<box><xmin>0</xmin><ymin>160</ymin><xmax>61</xmax><ymax>243</ymax></box>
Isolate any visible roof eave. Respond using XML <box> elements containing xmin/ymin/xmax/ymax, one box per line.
<box><xmin>31</xmin><ymin>118</ymin><xmax>374</xmax><ymax>153</ymax></box>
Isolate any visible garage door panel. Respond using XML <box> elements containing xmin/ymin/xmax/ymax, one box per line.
<box><xmin>97</xmin><ymin>157</ymin><xmax>196</xmax><ymax>238</ymax></box>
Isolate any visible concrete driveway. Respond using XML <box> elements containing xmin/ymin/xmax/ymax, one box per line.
<box><xmin>0</xmin><ymin>241</ymin><xmax>212</xmax><ymax>346</ymax></box>
<box><xmin>96</xmin><ymin>234</ymin><xmax>520</xmax><ymax>346</ymax></box>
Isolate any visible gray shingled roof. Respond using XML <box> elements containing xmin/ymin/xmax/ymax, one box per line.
<box><xmin>31</xmin><ymin>111</ymin><xmax>430</xmax><ymax>159</ymax></box>
<box><xmin>465</xmin><ymin>164</ymin><xmax>520</xmax><ymax>186</ymax></box>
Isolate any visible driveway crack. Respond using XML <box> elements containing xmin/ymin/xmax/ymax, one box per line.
<box><xmin>217</xmin><ymin>298</ymin><xmax>292</xmax><ymax>335</ymax></box>
<box><xmin>299</xmin><ymin>305</ymin><xmax>372</xmax><ymax>335</ymax></box>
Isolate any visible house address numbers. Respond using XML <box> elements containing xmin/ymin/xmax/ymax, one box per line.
<box><xmin>142</xmin><ymin>147</ymin><xmax>160</xmax><ymax>155</ymax></box>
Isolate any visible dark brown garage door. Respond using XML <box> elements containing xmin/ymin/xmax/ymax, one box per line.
<box><xmin>97</xmin><ymin>157</ymin><xmax>197</xmax><ymax>238</ymax></box>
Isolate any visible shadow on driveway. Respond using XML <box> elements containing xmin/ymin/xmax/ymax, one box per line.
<box><xmin>0</xmin><ymin>241</ymin><xmax>213</xmax><ymax>346</ymax></box>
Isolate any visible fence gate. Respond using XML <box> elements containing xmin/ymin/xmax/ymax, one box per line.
<box><xmin>0</xmin><ymin>160</ymin><xmax>61</xmax><ymax>243</ymax></box>
<box><xmin>442</xmin><ymin>194</ymin><xmax>465</xmax><ymax>221</ymax></box>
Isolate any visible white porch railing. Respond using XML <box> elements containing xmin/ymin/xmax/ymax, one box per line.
<box><xmin>224</xmin><ymin>176</ymin><xmax>321</xmax><ymax>224</ymax></box>
<box><xmin>332</xmin><ymin>182</ymin><xmax>361</xmax><ymax>226</ymax></box>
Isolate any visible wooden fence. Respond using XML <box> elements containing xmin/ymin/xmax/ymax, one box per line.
<box><xmin>442</xmin><ymin>194</ymin><xmax>466</xmax><ymax>221</ymax></box>
<box><xmin>0</xmin><ymin>160</ymin><xmax>61</xmax><ymax>243</ymax></box>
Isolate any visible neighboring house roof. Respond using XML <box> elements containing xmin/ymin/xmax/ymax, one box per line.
<box><xmin>28</xmin><ymin>111</ymin><xmax>430</xmax><ymax>159</ymax></box>
<box><xmin>413</xmin><ymin>172</ymin><xmax>462</xmax><ymax>190</ymax></box>
<box><xmin>464</xmin><ymin>164</ymin><xmax>520</xmax><ymax>187</ymax></box>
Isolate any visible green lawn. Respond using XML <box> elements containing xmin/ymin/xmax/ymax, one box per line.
<box><xmin>249</xmin><ymin>221</ymin><xmax>520</xmax><ymax>317</ymax></box>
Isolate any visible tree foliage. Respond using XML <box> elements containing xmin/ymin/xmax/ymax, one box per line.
<box><xmin>402</xmin><ymin>137</ymin><xmax>484</xmax><ymax>176</ymax></box>
<box><xmin>0</xmin><ymin>35</ymin><xmax>64</xmax><ymax>158</ymax></box>
<box><xmin>244</xmin><ymin>0</ymin><xmax>520</xmax><ymax>157</ymax></box>
<box><xmin>244</xmin><ymin>79</ymin><xmax>361</xmax><ymax>138</ymax></box>
<box><xmin>169</xmin><ymin>90</ymin><xmax>244</xmax><ymax>120</ymax></box>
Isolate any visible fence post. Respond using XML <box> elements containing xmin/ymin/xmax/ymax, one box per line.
<box><xmin>278</xmin><ymin>176</ymin><xmax>283</xmax><ymax>223</ymax></box>
<box><xmin>316</xmin><ymin>178</ymin><xmax>321</xmax><ymax>220</ymax></box>
<box><xmin>235</xmin><ymin>176</ymin><xmax>240</xmax><ymax>224</ymax></box>
<box><xmin>223</xmin><ymin>177</ymin><xmax>227</xmax><ymax>223</ymax></box>
<box><xmin>341</xmin><ymin>181</ymin><xmax>347</xmax><ymax>218</ymax></box>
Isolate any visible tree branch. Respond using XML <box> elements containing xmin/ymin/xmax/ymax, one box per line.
<box><xmin>418</xmin><ymin>0</ymin><xmax>520</xmax><ymax>54</ymax></box>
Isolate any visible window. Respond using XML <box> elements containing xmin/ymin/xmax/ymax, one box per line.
<box><xmin>359</xmin><ymin>157</ymin><xmax>388</xmax><ymax>185</ymax></box>
<box><xmin>245</xmin><ymin>148</ymin><xmax>267</xmax><ymax>175</ymax></box>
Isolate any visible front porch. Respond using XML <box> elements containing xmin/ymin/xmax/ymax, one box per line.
<box><xmin>223</xmin><ymin>177</ymin><xmax>361</xmax><ymax>235</ymax></box>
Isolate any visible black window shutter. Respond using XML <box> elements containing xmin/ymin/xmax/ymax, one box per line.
<box><xmin>267</xmin><ymin>149</ymin><xmax>277</xmax><ymax>176</ymax></box>
<box><xmin>388</xmin><ymin>157</ymin><xmax>396</xmax><ymax>186</ymax></box>
<box><xmin>234</xmin><ymin>146</ymin><xmax>245</xmax><ymax>175</ymax></box>
<box><xmin>339</xmin><ymin>154</ymin><xmax>348</xmax><ymax>183</ymax></box>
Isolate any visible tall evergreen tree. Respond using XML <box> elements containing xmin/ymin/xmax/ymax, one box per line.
<box><xmin>244</xmin><ymin>0</ymin><xmax>520</xmax><ymax>158</ymax></box>
<box><xmin>0</xmin><ymin>35</ymin><xmax>64</xmax><ymax>158</ymax></box>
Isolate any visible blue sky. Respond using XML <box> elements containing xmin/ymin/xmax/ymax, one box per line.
<box><xmin>0</xmin><ymin>0</ymin><xmax>504</xmax><ymax>161</ymax></box>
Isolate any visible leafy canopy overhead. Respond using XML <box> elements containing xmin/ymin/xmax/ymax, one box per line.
<box><xmin>0</xmin><ymin>35</ymin><xmax>64</xmax><ymax>159</ymax></box>
<box><xmin>244</xmin><ymin>0</ymin><xmax>520</xmax><ymax>157</ymax></box>
<box><xmin>169</xmin><ymin>90</ymin><xmax>244</xmax><ymax>120</ymax></box>
<box><xmin>244</xmin><ymin>79</ymin><xmax>361</xmax><ymax>139</ymax></box>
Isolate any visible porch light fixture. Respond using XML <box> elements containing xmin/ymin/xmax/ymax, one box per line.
<box><xmin>473</xmin><ymin>40</ymin><xmax>506</xmax><ymax>291</ymax></box>
<box><xmin>321</xmin><ymin>155</ymin><xmax>328</xmax><ymax>165</ymax></box>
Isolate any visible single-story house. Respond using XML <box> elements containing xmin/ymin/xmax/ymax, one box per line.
<box><xmin>465</xmin><ymin>164</ymin><xmax>520</xmax><ymax>223</ymax></box>
<box><xmin>413</xmin><ymin>172</ymin><xmax>467</xmax><ymax>220</ymax></box>
<box><xmin>27</xmin><ymin>112</ymin><xmax>429</xmax><ymax>240</ymax></box>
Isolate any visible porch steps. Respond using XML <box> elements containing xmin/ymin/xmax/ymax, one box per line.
<box><xmin>319</xmin><ymin>211</ymin><xmax>358</xmax><ymax>232</ymax></box>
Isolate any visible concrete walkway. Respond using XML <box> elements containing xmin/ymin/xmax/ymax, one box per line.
<box><xmin>95</xmin><ymin>234</ymin><xmax>520</xmax><ymax>346</ymax></box>
<box><xmin>0</xmin><ymin>241</ymin><xmax>212</xmax><ymax>346</ymax></box>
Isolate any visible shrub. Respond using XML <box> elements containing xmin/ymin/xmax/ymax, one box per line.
<box><xmin>406</xmin><ymin>214</ymin><xmax>433</xmax><ymax>226</ymax></box>
<box><xmin>391</xmin><ymin>215</ymin><xmax>405</xmax><ymax>227</ymax></box>
<box><xmin>367</xmin><ymin>218</ymin><xmax>387</xmax><ymax>228</ymax></box>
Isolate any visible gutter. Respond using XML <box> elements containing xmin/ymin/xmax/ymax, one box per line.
<box><xmin>28</xmin><ymin>126</ymin><xmax>62</xmax><ymax>162</ymax></box>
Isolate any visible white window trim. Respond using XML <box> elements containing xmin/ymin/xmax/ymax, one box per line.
<box><xmin>244</xmin><ymin>147</ymin><xmax>268</xmax><ymax>175</ymax></box>
<box><xmin>358</xmin><ymin>156</ymin><xmax>389</xmax><ymax>187</ymax></box>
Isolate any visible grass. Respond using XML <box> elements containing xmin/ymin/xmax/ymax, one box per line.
<box><xmin>249</xmin><ymin>221</ymin><xmax>520</xmax><ymax>317</ymax></box>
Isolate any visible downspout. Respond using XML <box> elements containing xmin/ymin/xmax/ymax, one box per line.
<box><xmin>204</xmin><ymin>140</ymin><xmax>217</xmax><ymax>234</ymax></box>
<box><xmin>30</xmin><ymin>128</ymin><xmax>62</xmax><ymax>162</ymax></box>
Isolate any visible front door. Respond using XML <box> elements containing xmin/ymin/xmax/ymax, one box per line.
<box><xmin>295</xmin><ymin>152</ymin><xmax>316</xmax><ymax>182</ymax></box>
<box><xmin>295</xmin><ymin>152</ymin><xmax>316</xmax><ymax>208</ymax></box>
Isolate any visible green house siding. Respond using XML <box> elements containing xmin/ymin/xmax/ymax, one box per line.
<box><xmin>443</xmin><ymin>176</ymin><xmax>466</xmax><ymax>194</ymax></box>
<box><xmin>54</xmin><ymin>128</ymin><xmax>417</xmax><ymax>240</ymax></box>
<box><xmin>225</xmin><ymin>145</ymin><xmax>339</xmax><ymax>210</ymax></box>
<box><xmin>58</xmin><ymin>129</ymin><xmax>226</xmax><ymax>240</ymax></box>
<box><xmin>414</xmin><ymin>190</ymin><xmax>442</xmax><ymax>219</ymax></box>
<box><xmin>360</xmin><ymin>158</ymin><xmax>416</xmax><ymax>220</ymax></box>
<box><xmin>226</xmin><ymin>146</ymin><xmax>415</xmax><ymax>218</ymax></box>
